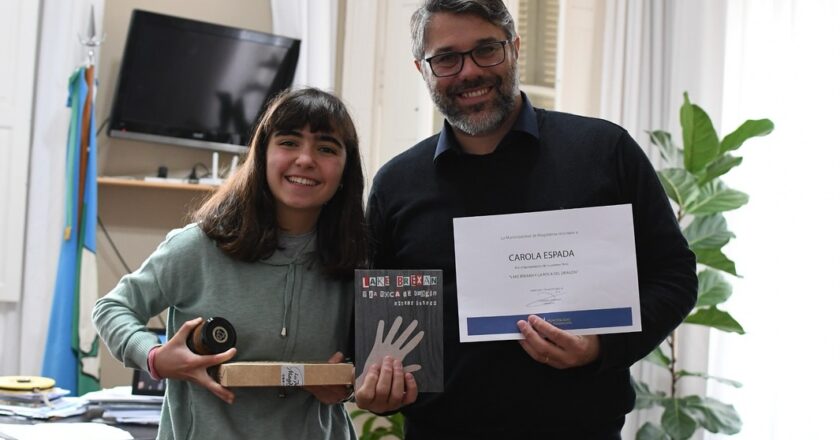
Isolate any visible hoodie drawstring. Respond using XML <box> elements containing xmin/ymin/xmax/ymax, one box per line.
<box><xmin>280</xmin><ymin>263</ymin><xmax>297</xmax><ymax>337</ymax></box>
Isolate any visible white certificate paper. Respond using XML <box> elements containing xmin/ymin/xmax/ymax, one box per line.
<box><xmin>453</xmin><ymin>204</ymin><xmax>641</xmax><ymax>342</ymax></box>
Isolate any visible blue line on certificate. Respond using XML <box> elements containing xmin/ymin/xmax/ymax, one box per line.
<box><xmin>466</xmin><ymin>307</ymin><xmax>633</xmax><ymax>335</ymax></box>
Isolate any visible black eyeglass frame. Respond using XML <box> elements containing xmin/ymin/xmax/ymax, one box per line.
<box><xmin>423</xmin><ymin>40</ymin><xmax>511</xmax><ymax>78</ymax></box>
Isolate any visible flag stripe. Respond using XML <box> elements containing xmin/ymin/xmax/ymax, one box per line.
<box><xmin>76</xmin><ymin>66</ymin><xmax>94</xmax><ymax>233</ymax></box>
<box><xmin>44</xmin><ymin>68</ymin><xmax>85</xmax><ymax>394</ymax></box>
<box><xmin>43</xmin><ymin>66</ymin><xmax>101</xmax><ymax>396</ymax></box>
<box><xmin>77</xmin><ymin>66</ymin><xmax>100</xmax><ymax>395</ymax></box>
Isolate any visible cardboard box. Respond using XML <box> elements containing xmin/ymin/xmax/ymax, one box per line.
<box><xmin>217</xmin><ymin>362</ymin><xmax>354</xmax><ymax>387</ymax></box>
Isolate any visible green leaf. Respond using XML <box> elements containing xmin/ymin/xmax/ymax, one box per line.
<box><xmin>694</xmin><ymin>248</ymin><xmax>737</xmax><ymax>276</ymax></box>
<box><xmin>354</xmin><ymin>411</ymin><xmax>404</xmax><ymax>438</ymax></box>
<box><xmin>720</xmin><ymin>119</ymin><xmax>774</xmax><ymax>154</ymax></box>
<box><xmin>662</xmin><ymin>398</ymin><xmax>698</xmax><ymax>440</ymax></box>
<box><xmin>685</xmin><ymin>307</ymin><xmax>745</xmax><ymax>334</ymax></box>
<box><xmin>683</xmin><ymin>214</ymin><xmax>734</xmax><ymax>250</ymax></box>
<box><xmin>657</xmin><ymin>168</ymin><xmax>699</xmax><ymax>207</ymax></box>
<box><xmin>362</xmin><ymin>415</ymin><xmax>378</xmax><ymax>435</ymax></box>
<box><xmin>648</xmin><ymin>130</ymin><xmax>683</xmax><ymax>168</ymax></box>
<box><xmin>637</xmin><ymin>422</ymin><xmax>671</xmax><ymax>440</ymax></box>
<box><xmin>685</xmin><ymin>180</ymin><xmax>749</xmax><ymax>215</ymax></box>
<box><xmin>698</xmin><ymin>154</ymin><xmax>743</xmax><ymax>185</ymax></box>
<box><xmin>681</xmin><ymin>92</ymin><xmax>720</xmax><ymax>174</ymax></box>
<box><xmin>644</xmin><ymin>345</ymin><xmax>672</xmax><ymax>369</ymax></box>
<box><xmin>675</xmin><ymin>370</ymin><xmax>743</xmax><ymax>388</ymax></box>
<box><xmin>390</xmin><ymin>413</ymin><xmax>404</xmax><ymax>434</ymax></box>
<box><xmin>696</xmin><ymin>269</ymin><xmax>733</xmax><ymax>307</ymax></box>
<box><xmin>633</xmin><ymin>378</ymin><xmax>668</xmax><ymax>409</ymax></box>
<box><xmin>682</xmin><ymin>395</ymin><xmax>743</xmax><ymax>434</ymax></box>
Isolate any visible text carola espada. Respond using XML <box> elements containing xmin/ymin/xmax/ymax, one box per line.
<box><xmin>508</xmin><ymin>250</ymin><xmax>575</xmax><ymax>261</ymax></box>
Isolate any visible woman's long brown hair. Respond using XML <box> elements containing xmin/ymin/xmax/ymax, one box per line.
<box><xmin>192</xmin><ymin>88</ymin><xmax>367</xmax><ymax>279</ymax></box>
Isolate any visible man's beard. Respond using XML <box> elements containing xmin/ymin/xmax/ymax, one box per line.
<box><xmin>428</xmin><ymin>64</ymin><xmax>518</xmax><ymax>136</ymax></box>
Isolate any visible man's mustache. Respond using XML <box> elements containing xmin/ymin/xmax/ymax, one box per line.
<box><xmin>447</xmin><ymin>76</ymin><xmax>502</xmax><ymax>95</ymax></box>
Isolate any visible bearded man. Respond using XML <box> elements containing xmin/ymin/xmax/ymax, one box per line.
<box><xmin>353</xmin><ymin>1</ymin><xmax>698</xmax><ymax>439</ymax></box>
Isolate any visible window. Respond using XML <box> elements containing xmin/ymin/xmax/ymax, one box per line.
<box><xmin>515</xmin><ymin>0</ymin><xmax>559</xmax><ymax>109</ymax></box>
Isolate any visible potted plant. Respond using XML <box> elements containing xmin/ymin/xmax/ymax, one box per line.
<box><xmin>633</xmin><ymin>93</ymin><xmax>774</xmax><ymax>440</ymax></box>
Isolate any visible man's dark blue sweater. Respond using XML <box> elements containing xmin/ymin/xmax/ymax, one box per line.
<box><xmin>366</xmin><ymin>95</ymin><xmax>697</xmax><ymax>439</ymax></box>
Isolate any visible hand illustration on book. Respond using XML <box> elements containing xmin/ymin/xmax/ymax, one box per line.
<box><xmin>356</xmin><ymin>316</ymin><xmax>424</xmax><ymax>388</ymax></box>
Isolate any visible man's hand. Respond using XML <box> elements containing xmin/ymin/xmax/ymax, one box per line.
<box><xmin>354</xmin><ymin>356</ymin><xmax>418</xmax><ymax>413</ymax></box>
<box><xmin>154</xmin><ymin>317</ymin><xmax>237</xmax><ymax>404</ymax></box>
<box><xmin>304</xmin><ymin>351</ymin><xmax>353</xmax><ymax>405</ymax></box>
<box><xmin>517</xmin><ymin>315</ymin><xmax>600</xmax><ymax>369</ymax></box>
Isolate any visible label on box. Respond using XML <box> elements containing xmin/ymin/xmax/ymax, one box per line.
<box><xmin>280</xmin><ymin>365</ymin><xmax>304</xmax><ymax>386</ymax></box>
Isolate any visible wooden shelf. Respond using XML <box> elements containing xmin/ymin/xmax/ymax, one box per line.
<box><xmin>97</xmin><ymin>176</ymin><xmax>217</xmax><ymax>192</ymax></box>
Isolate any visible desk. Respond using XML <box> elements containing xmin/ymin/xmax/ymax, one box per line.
<box><xmin>0</xmin><ymin>408</ymin><xmax>158</xmax><ymax>439</ymax></box>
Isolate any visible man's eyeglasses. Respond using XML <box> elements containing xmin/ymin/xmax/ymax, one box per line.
<box><xmin>424</xmin><ymin>40</ymin><xmax>510</xmax><ymax>78</ymax></box>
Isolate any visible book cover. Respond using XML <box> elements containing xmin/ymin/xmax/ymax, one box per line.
<box><xmin>355</xmin><ymin>269</ymin><xmax>443</xmax><ymax>393</ymax></box>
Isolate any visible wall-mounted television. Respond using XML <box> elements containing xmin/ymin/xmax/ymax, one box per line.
<box><xmin>108</xmin><ymin>10</ymin><xmax>300</xmax><ymax>154</ymax></box>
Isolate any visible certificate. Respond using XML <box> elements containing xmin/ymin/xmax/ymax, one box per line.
<box><xmin>453</xmin><ymin>204</ymin><xmax>641</xmax><ymax>342</ymax></box>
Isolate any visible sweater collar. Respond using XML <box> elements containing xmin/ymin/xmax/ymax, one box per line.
<box><xmin>259</xmin><ymin>232</ymin><xmax>316</xmax><ymax>266</ymax></box>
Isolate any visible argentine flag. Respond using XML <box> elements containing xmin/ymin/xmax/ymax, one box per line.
<box><xmin>42</xmin><ymin>66</ymin><xmax>100</xmax><ymax>395</ymax></box>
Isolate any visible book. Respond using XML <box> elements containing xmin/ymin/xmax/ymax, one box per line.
<box><xmin>355</xmin><ymin>269</ymin><xmax>443</xmax><ymax>393</ymax></box>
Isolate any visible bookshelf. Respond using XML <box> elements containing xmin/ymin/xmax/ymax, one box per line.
<box><xmin>97</xmin><ymin>176</ymin><xmax>217</xmax><ymax>192</ymax></box>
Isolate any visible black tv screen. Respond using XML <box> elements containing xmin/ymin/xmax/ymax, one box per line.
<box><xmin>108</xmin><ymin>10</ymin><xmax>300</xmax><ymax>153</ymax></box>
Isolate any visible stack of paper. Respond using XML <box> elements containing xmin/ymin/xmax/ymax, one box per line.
<box><xmin>0</xmin><ymin>397</ymin><xmax>87</xmax><ymax>420</ymax></box>
<box><xmin>0</xmin><ymin>422</ymin><xmax>134</xmax><ymax>440</ymax></box>
<box><xmin>0</xmin><ymin>387</ymin><xmax>70</xmax><ymax>406</ymax></box>
<box><xmin>0</xmin><ymin>385</ymin><xmax>88</xmax><ymax>421</ymax></box>
<box><xmin>81</xmin><ymin>387</ymin><xmax>162</xmax><ymax>425</ymax></box>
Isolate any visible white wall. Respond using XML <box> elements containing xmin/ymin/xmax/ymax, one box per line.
<box><xmin>0</xmin><ymin>0</ymin><xmax>70</xmax><ymax>375</ymax></box>
<box><xmin>341</xmin><ymin>0</ymin><xmax>437</xmax><ymax>185</ymax></box>
<box><xmin>0</xmin><ymin>0</ymin><xmax>39</xmax><ymax>305</ymax></box>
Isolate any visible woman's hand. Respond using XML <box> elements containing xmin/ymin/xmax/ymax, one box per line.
<box><xmin>153</xmin><ymin>317</ymin><xmax>237</xmax><ymax>404</ymax></box>
<box><xmin>304</xmin><ymin>351</ymin><xmax>354</xmax><ymax>405</ymax></box>
<box><xmin>355</xmin><ymin>317</ymin><xmax>423</xmax><ymax>391</ymax></box>
<box><xmin>354</xmin><ymin>356</ymin><xmax>417</xmax><ymax>413</ymax></box>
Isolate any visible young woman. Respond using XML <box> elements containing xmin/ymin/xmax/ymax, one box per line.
<box><xmin>93</xmin><ymin>88</ymin><xmax>366</xmax><ymax>440</ymax></box>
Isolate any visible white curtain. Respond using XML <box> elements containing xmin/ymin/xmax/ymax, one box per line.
<box><xmin>270</xmin><ymin>0</ymin><xmax>338</xmax><ymax>91</ymax></box>
<box><xmin>0</xmin><ymin>0</ymin><xmax>104</xmax><ymax>376</ymax></box>
<box><xmin>598</xmin><ymin>1</ymin><xmax>729</xmax><ymax>438</ymax></box>
<box><xmin>600</xmin><ymin>3</ymin><xmax>677</xmax><ymax>437</ymax></box>
<box><xmin>707</xmin><ymin>1</ymin><xmax>840</xmax><ymax>439</ymax></box>
<box><xmin>599</xmin><ymin>0</ymin><xmax>671</xmax><ymax>163</ymax></box>
<box><xmin>599</xmin><ymin>0</ymin><xmax>728</xmax><ymax>161</ymax></box>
